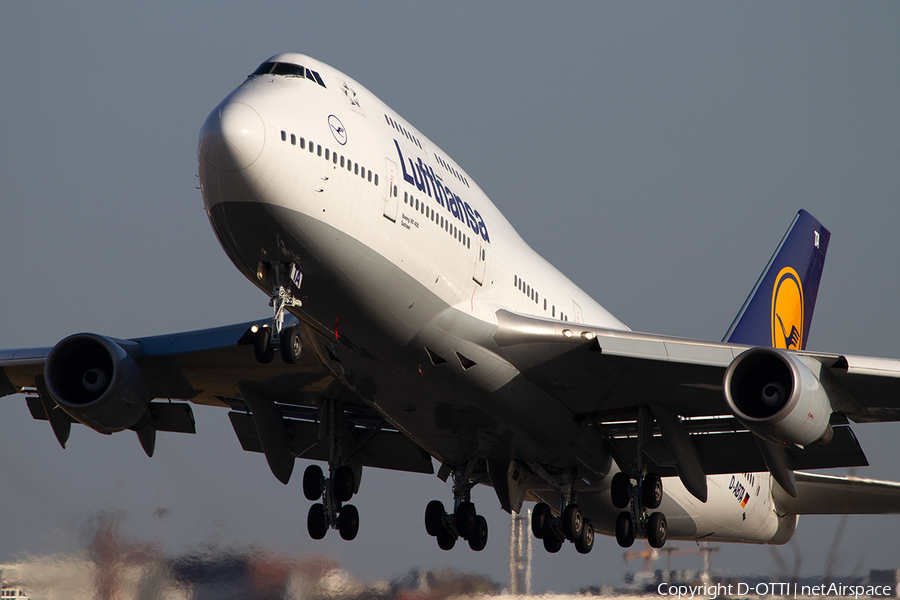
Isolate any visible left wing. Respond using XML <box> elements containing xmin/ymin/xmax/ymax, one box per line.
<box><xmin>0</xmin><ymin>318</ymin><xmax>432</xmax><ymax>481</ymax></box>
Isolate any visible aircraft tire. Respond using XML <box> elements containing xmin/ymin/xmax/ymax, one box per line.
<box><xmin>648</xmin><ymin>511</ymin><xmax>667</xmax><ymax>548</ymax></box>
<box><xmin>542</xmin><ymin>534</ymin><xmax>563</xmax><ymax>553</ymax></box>
<box><xmin>611</xmin><ymin>472</ymin><xmax>631</xmax><ymax>509</ymax></box>
<box><xmin>436</xmin><ymin>528</ymin><xmax>457</xmax><ymax>550</ymax></box>
<box><xmin>468</xmin><ymin>515</ymin><xmax>488</xmax><ymax>551</ymax></box>
<box><xmin>575</xmin><ymin>519</ymin><xmax>594</xmax><ymax>554</ymax></box>
<box><xmin>307</xmin><ymin>503</ymin><xmax>328</xmax><ymax>540</ymax></box>
<box><xmin>615</xmin><ymin>511</ymin><xmax>635</xmax><ymax>548</ymax></box>
<box><xmin>531</xmin><ymin>502</ymin><xmax>551</xmax><ymax>539</ymax></box>
<box><xmin>334</xmin><ymin>466</ymin><xmax>355</xmax><ymax>502</ymax></box>
<box><xmin>338</xmin><ymin>504</ymin><xmax>359</xmax><ymax>541</ymax></box>
<box><xmin>563</xmin><ymin>504</ymin><xmax>584</xmax><ymax>541</ymax></box>
<box><xmin>303</xmin><ymin>464</ymin><xmax>325</xmax><ymax>501</ymax></box>
<box><xmin>254</xmin><ymin>327</ymin><xmax>275</xmax><ymax>364</ymax></box>
<box><xmin>425</xmin><ymin>500</ymin><xmax>445</xmax><ymax>537</ymax></box>
<box><xmin>455</xmin><ymin>501</ymin><xmax>477</xmax><ymax>539</ymax></box>
<box><xmin>643</xmin><ymin>473</ymin><xmax>663</xmax><ymax>510</ymax></box>
<box><xmin>280</xmin><ymin>326</ymin><xmax>302</xmax><ymax>363</ymax></box>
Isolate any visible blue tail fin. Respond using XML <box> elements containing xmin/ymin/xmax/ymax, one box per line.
<box><xmin>723</xmin><ymin>210</ymin><xmax>830</xmax><ymax>350</ymax></box>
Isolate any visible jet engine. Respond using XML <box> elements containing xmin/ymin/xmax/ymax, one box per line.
<box><xmin>723</xmin><ymin>348</ymin><xmax>833</xmax><ymax>448</ymax></box>
<box><xmin>44</xmin><ymin>334</ymin><xmax>150</xmax><ymax>434</ymax></box>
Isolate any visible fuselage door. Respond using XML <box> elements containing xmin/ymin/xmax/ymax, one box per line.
<box><xmin>573</xmin><ymin>301</ymin><xmax>583</xmax><ymax>324</ymax></box>
<box><xmin>383</xmin><ymin>158</ymin><xmax>399</xmax><ymax>222</ymax></box>
<box><xmin>473</xmin><ymin>240</ymin><xmax>488</xmax><ymax>286</ymax></box>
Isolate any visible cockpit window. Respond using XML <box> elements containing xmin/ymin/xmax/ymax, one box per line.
<box><xmin>272</xmin><ymin>63</ymin><xmax>304</xmax><ymax>76</ymax></box>
<box><xmin>251</xmin><ymin>62</ymin><xmax>276</xmax><ymax>75</ymax></box>
<box><xmin>249</xmin><ymin>61</ymin><xmax>327</xmax><ymax>88</ymax></box>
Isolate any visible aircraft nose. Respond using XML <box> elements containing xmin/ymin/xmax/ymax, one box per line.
<box><xmin>199</xmin><ymin>102</ymin><xmax>265</xmax><ymax>171</ymax></box>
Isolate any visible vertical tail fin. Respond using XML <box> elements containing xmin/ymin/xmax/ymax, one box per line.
<box><xmin>723</xmin><ymin>210</ymin><xmax>830</xmax><ymax>350</ymax></box>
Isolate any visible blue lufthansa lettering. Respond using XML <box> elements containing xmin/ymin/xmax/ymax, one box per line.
<box><xmin>447</xmin><ymin>187</ymin><xmax>460</xmax><ymax>218</ymax></box>
<box><xmin>416</xmin><ymin>158</ymin><xmax>433</xmax><ymax>198</ymax></box>
<box><xmin>473</xmin><ymin>208</ymin><xmax>490</xmax><ymax>243</ymax></box>
<box><xmin>463</xmin><ymin>201</ymin><xmax>477</xmax><ymax>232</ymax></box>
<box><xmin>394</xmin><ymin>138</ymin><xmax>490</xmax><ymax>243</ymax></box>
<box><xmin>395</xmin><ymin>140</ymin><xmax>415</xmax><ymax>186</ymax></box>
<box><xmin>427</xmin><ymin>165</ymin><xmax>445</xmax><ymax>207</ymax></box>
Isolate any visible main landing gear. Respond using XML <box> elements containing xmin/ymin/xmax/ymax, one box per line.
<box><xmin>530</xmin><ymin>471</ymin><xmax>594</xmax><ymax>555</ymax></box>
<box><xmin>586</xmin><ymin>407</ymin><xmax>670</xmax><ymax>549</ymax></box>
<box><xmin>303</xmin><ymin>463</ymin><xmax>361</xmax><ymax>541</ymax></box>
<box><xmin>254</xmin><ymin>262</ymin><xmax>303</xmax><ymax>364</ymax></box>
<box><xmin>424</xmin><ymin>462</ymin><xmax>489</xmax><ymax>551</ymax></box>
<box><xmin>611</xmin><ymin>471</ymin><xmax>667</xmax><ymax>549</ymax></box>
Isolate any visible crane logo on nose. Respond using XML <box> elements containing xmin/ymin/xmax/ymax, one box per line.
<box><xmin>328</xmin><ymin>115</ymin><xmax>347</xmax><ymax>146</ymax></box>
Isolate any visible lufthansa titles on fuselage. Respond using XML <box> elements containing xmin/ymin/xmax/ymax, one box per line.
<box><xmin>394</xmin><ymin>140</ymin><xmax>490</xmax><ymax>243</ymax></box>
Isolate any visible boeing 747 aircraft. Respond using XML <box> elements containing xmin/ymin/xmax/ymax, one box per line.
<box><xmin>3</xmin><ymin>54</ymin><xmax>900</xmax><ymax>554</ymax></box>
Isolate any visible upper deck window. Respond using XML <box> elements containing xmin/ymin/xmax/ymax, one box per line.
<box><xmin>250</xmin><ymin>62</ymin><xmax>327</xmax><ymax>88</ymax></box>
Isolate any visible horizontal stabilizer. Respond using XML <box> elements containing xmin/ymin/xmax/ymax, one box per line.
<box><xmin>774</xmin><ymin>472</ymin><xmax>900</xmax><ymax>515</ymax></box>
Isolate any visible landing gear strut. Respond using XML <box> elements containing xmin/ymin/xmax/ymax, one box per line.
<box><xmin>302</xmin><ymin>399</ymin><xmax>368</xmax><ymax>541</ymax></box>
<box><xmin>424</xmin><ymin>462</ymin><xmax>489</xmax><ymax>551</ymax></box>
<box><xmin>253</xmin><ymin>262</ymin><xmax>303</xmax><ymax>364</ymax></box>
<box><xmin>608</xmin><ymin>409</ymin><xmax>667</xmax><ymax>548</ymax></box>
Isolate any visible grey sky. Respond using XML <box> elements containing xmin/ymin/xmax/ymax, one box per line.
<box><xmin>1</xmin><ymin>1</ymin><xmax>899</xmax><ymax>592</ymax></box>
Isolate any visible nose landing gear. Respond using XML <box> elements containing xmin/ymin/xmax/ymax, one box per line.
<box><xmin>253</xmin><ymin>262</ymin><xmax>304</xmax><ymax>364</ymax></box>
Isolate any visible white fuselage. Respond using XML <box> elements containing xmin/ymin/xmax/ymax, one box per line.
<box><xmin>198</xmin><ymin>53</ymin><xmax>796</xmax><ymax>545</ymax></box>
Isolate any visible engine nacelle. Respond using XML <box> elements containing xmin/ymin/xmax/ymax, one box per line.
<box><xmin>44</xmin><ymin>334</ymin><xmax>150</xmax><ymax>434</ymax></box>
<box><xmin>723</xmin><ymin>348</ymin><xmax>833</xmax><ymax>448</ymax></box>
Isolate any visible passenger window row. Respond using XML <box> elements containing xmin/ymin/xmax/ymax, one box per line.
<box><xmin>404</xmin><ymin>192</ymin><xmax>471</xmax><ymax>250</ymax></box>
<box><xmin>280</xmin><ymin>130</ymin><xmax>379</xmax><ymax>187</ymax></box>
<box><xmin>384</xmin><ymin>114</ymin><xmax>423</xmax><ymax>151</ymax></box>
<box><xmin>512</xmin><ymin>275</ymin><xmax>568</xmax><ymax>321</ymax></box>
<box><xmin>434</xmin><ymin>154</ymin><xmax>470</xmax><ymax>188</ymax></box>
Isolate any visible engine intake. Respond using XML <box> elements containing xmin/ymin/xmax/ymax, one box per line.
<box><xmin>724</xmin><ymin>347</ymin><xmax>833</xmax><ymax>448</ymax></box>
<box><xmin>44</xmin><ymin>334</ymin><xmax>150</xmax><ymax>434</ymax></box>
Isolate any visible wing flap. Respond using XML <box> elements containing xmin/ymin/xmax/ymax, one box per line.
<box><xmin>775</xmin><ymin>472</ymin><xmax>900</xmax><ymax>515</ymax></box>
<box><xmin>612</xmin><ymin>422</ymin><xmax>867</xmax><ymax>477</ymax></box>
<box><xmin>228</xmin><ymin>411</ymin><xmax>433</xmax><ymax>474</ymax></box>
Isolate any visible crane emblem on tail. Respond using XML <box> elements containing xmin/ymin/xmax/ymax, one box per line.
<box><xmin>771</xmin><ymin>266</ymin><xmax>804</xmax><ymax>350</ymax></box>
